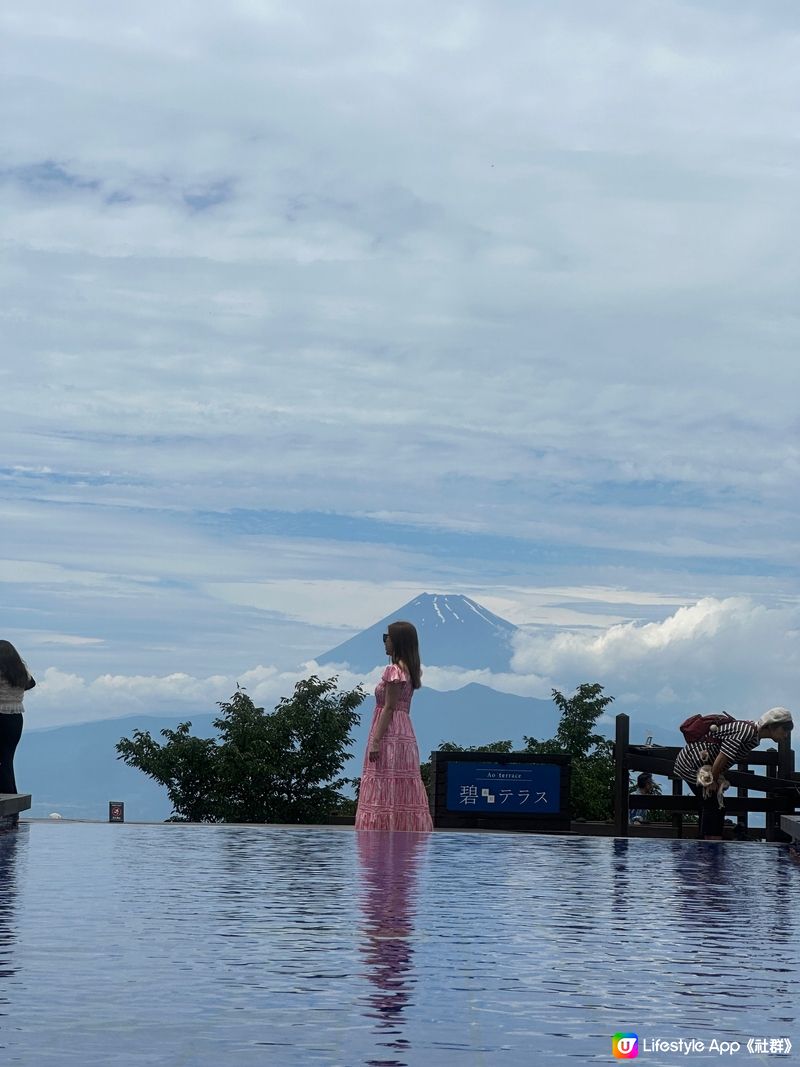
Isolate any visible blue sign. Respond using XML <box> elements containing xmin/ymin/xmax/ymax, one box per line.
<box><xmin>446</xmin><ymin>761</ymin><xmax>562</xmax><ymax>814</ymax></box>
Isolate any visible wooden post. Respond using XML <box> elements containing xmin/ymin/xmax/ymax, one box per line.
<box><xmin>777</xmin><ymin>735</ymin><xmax>794</xmax><ymax>785</ymax></box>
<box><xmin>765</xmin><ymin>757</ymin><xmax>779</xmax><ymax>842</ymax></box>
<box><xmin>672</xmin><ymin>775</ymin><xmax>684</xmax><ymax>839</ymax></box>
<box><xmin>777</xmin><ymin>736</ymin><xmax>795</xmax><ymax>841</ymax></box>
<box><xmin>613</xmin><ymin>714</ymin><xmax>630</xmax><ymax>837</ymax></box>
<box><xmin>736</xmin><ymin>762</ymin><xmax>749</xmax><ymax>840</ymax></box>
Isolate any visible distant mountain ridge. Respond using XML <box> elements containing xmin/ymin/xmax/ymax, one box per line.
<box><xmin>319</xmin><ymin>592</ymin><xmax>517</xmax><ymax>673</ymax></box>
<box><xmin>16</xmin><ymin>714</ymin><xmax>216</xmax><ymax>822</ymax></box>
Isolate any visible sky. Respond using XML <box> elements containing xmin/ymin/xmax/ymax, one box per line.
<box><xmin>1</xmin><ymin>1</ymin><xmax>798</xmax><ymax>730</ymax></box>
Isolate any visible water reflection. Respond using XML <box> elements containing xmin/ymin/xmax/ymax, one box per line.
<box><xmin>610</xmin><ymin>837</ymin><xmax>631</xmax><ymax>917</ymax></box>
<box><xmin>660</xmin><ymin>840</ymin><xmax>800</xmax><ymax>1039</ymax></box>
<box><xmin>2</xmin><ymin>825</ymin><xmax>798</xmax><ymax>1065</ymax></box>
<box><xmin>357</xmin><ymin>832</ymin><xmax>429</xmax><ymax>1065</ymax></box>
<box><xmin>671</xmin><ymin>841</ymin><xmax>735</xmax><ymax>918</ymax></box>
<box><xmin>0</xmin><ymin>828</ymin><xmax>21</xmax><ymax>1036</ymax></box>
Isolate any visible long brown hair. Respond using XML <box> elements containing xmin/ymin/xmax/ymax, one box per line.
<box><xmin>0</xmin><ymin>640</ymin><xmax>29</xmax><ymax>689</ymax></box>
<box><xmin>387</xmin><ymin>621</ymin><xmax>422</xmax><ymax>690</ymax></box>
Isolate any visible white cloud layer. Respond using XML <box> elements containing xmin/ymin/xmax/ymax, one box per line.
<box><xmin>1</xmin><ymin>1</ymin><xmax>798</xmax><ymax>719</ymax></box>
<box><xmin>2</xmin><ymin>2</ymin><xmax>799</xmax><ymax>535</ymax></box>
<box><xmin>512</xmin><ymin>596</ymin><xmax>799</xmax><ymax>717</ymax></box>
<box><xmin>27</xmin><ymin>596</ymin><xmax>797</xmax><ymax>730</ymax></box>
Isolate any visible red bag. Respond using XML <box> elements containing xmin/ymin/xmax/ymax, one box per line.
<box><xmin>679</xmin><ymin>712</ymin><xmax>736</xmax><ymax>744</ymax></box>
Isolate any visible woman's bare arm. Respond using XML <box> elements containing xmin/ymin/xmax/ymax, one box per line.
<box><xmin>372</xmin><ymin>683</ymin><xmax>399</xmax><ymax>745</ymax></box>
<box><xmin>710</xmin><ymin>751</ymin><xmax>732</xmax><ymax>782</ymax></box>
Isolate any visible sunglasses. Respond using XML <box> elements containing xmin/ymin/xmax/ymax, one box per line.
<box><xmin>382</xmin><ymin>633</ymin><xmax>389</xmax><ymax>642</ymax></box>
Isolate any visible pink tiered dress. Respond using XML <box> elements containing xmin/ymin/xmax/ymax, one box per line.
<box><xmin>355</xmin><ymin>663</ymin><xmax>433</xmax><ymax>832</ymax></box>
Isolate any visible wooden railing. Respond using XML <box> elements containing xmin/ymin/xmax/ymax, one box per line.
<box><xmin>613</xmin><ymin>713</ymin><xmax>798</xmax><ymax>840</ymax></box>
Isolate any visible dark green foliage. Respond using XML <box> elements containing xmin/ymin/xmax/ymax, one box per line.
<box><xmin>437</xmin><ymin>740</ymin><xmax>515</xmax><ymax>753</ymax></box>
<box><xmin>329</xmin><ymin>793</ymin><xmax>358</xmax><ymax>818</ymax></box>
<box><xmin>116</xmin><ymin>722</ymin><xmax>220</xmax><ymax>822</ymax></box>
<box><xmin>524</xmin><ymin>683</ymin><xmax>615</xmax><ymax>821</ymax></box>
<box><xmin>116</xmin><ymin>677</ymin><xmax>365</xmax><ymax>823</ymax></box>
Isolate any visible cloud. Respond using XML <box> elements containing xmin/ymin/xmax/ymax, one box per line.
<box><xmin>27</xmin><ymin>633</ymin><xmax>105</xmax><ymax>647</ymax></box>
<box><xmin>29</xmin><ymin>655</ymin><xmax>552</xmax><ymax>730</ymax></box>
<box><xmin>37</xmin><ymin>666</ymin><xmax>227</xmax><ymax>706</ymax></box>
<box><xmin>203</xmin><ymin>579</ymin><xmax>425</xmax><ymax>630</ymax></box>
<box><xmin>29</xmin><ymin>660</ymin><xmax>369</xmax><ymax>729</ymax></box>
<box><xmin>511</xmin><ymin>596</ymin><xmax>800</xmax><ymax>715</ymax></box>
<box><xmin>1</xmin><ymin>1</ymin><xmax>799</xmax><ymax>711</ymax></box>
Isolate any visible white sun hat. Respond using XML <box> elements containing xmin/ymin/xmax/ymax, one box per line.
<box><xmin>757</xmin><ymin>706</ymin><xmax>793</xmax><ymax>728</ymax></box>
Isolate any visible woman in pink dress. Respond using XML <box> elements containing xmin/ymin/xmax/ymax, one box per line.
<box><xmin>355</xmin><ymin>621</ymin><xmax>433</xmax><ymax>832</ymax></box>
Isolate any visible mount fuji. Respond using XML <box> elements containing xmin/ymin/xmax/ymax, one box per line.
<box><xmin>318</xmin><ymin>592</ymin><xmax>562</xmax><ymax>772</ymax></box>
<box><xmin>318</xmin><ymin>592</ymin><xmax>517</xmax><ymax>673</ymax></box>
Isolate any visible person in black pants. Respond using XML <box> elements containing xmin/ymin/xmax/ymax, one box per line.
<box><xmin>0</xmin><ymin>641</ymin><xmax>36</xmax><ymax>795</ymax></box>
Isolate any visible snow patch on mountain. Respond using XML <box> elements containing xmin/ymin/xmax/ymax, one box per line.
<box><xmin>318</xmin><ymin>592</ymin><xmax>518</xmax><ymax>674</ymax></box>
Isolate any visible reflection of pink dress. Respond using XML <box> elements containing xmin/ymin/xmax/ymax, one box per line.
<box><xmin>355</xmin><ymin>664</ymin><xmax>433</xmax><ymax>832</ymax></box>
<box><xmin>357</xmin><ymin>830</ymin><xmax>429</xmax><ymax>1031</ymax></box>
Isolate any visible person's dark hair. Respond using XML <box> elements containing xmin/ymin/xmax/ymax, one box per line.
<box><xmin>637</xmin><ymin>772</ymin><xmax>653</xmax><ymax>790</ymax></box>
<box><xmin>387</xmin><ymin>621</ymin><xmax>422</xmax><ymax>690</ymax></box>
<box><xmin>0</xmin><ymin>640</ymin><xmax>31</xmax><ymax>689</ymax></box>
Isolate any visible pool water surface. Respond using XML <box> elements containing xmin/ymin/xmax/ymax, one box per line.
<box><xmin>1</xmin><ymin>823</ymin><xmax>798</xmax><ymax>1065</ymax></box>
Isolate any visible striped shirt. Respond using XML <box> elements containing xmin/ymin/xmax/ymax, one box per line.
<box><xmin>674</xmin><ymin>720</ymin><xmax>759</xmax><ymax>784</ymax></box>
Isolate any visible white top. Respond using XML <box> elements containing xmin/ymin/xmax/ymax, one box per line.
<box><xmin>0</xmin><ymin>673</ymin><xmax>33</xmax><ymax>714</ymax></box>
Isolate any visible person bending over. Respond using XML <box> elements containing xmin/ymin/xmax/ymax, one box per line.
<box><xmin>674</xmin><ymin>707</ymin><xmax>793</xmax><ymax>840</ymax></box>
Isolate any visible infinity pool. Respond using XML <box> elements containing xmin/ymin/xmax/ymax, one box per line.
<box><xmin>1</xmin><ymin>824</ymin><xmax>798</xmax><ymax>1065</ymax></box>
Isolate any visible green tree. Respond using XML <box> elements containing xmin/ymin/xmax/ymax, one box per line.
<box><xmin>116</xmin><ymin>721</ymin><xmax>221</xmax><ymax>822</ymax></box>
<box><xmin>524</xmin><ymin>683</ymin><xmax>615</xmax><ymax>821</ymax></box>
<box><xmin>116</xmin><ymin>676</ymin><xmax>365</xmax><ymax>823</ymax></box>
